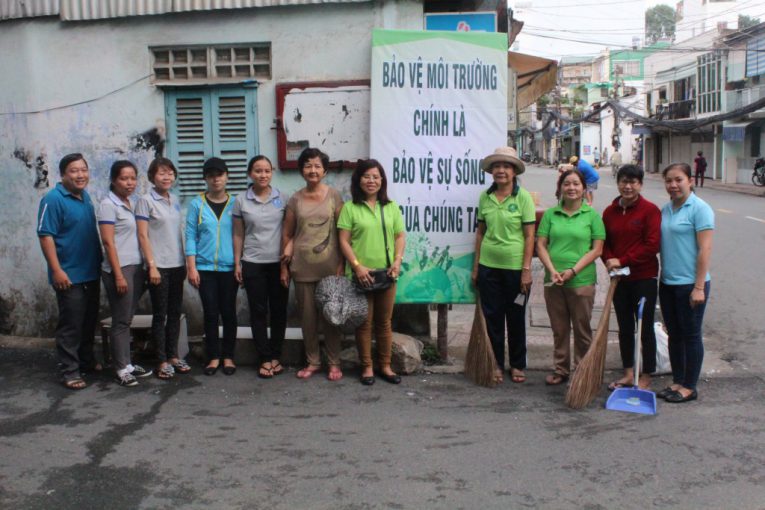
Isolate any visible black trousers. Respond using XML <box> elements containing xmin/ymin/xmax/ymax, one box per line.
<box><xmin>148</xmin><ymin>266</ymin><xmax>186</xmax><ymax>362</ymax></box>
<box><xmin>612</xmin><ymin>278</ymin><xmax>657</xmax><ymax>374</ymax></box>
<box><xmin>242</xmin><ymin>261</ymin><xmax>288</xmax><ymax>360</ymax></box>
<box><xmin>54</xmin><ymin>280</ymin><xmax>100</xmax><ymax>380</ymax></box>
<box><xmin>476</xmin><ymin>265</ymin><xmax>528</xmax><ymax>370</ymax></box>
<box><xmin>198</xmin><ymin>270</ymin><xmax>238</xmax><ymax>361</ymax></box>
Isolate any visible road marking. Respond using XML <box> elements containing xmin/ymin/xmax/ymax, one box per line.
<box><xmin>716</xmin><ymin>208</ymin><xmax>733</xmax><ymax>214</ymax></box>
<box><xmin>745</xmin><ymin>216</ymin><xmax>765</xmax><ymax>224</ymax></box>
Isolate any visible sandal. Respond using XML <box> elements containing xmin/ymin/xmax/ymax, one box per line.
<box><xmin>607</xmin><ymin>381</ymin><xmax>633</xmax><ymax>391</ymax></box>
<box><xmin>545</xmin><ymin>373</ymin><xmax>568</xmax><ymax>386</ymax></box>
<box><xmin>494</xmin><ymin>369</ymin><xmax>504</xmax><ymax>384</ymax></box>
<box><xmin>157</xmin><ymin>364</ymin><xmax>174</xmax><ymax>380</ymax></box>
<box><xmin>510</xmin><ymin>369</ymin><xmax>526</xmax><ymax>384</ymax></box>
<box><xmin>296</xmin><ymin>366</ymin><xmax>320</xmax><ymax>379</ymax></box>
<box><xmin>327</xmin><ymin>366</ymin><xmax>343</xmax><ymax>382</ymax></box>
<box><xmin>170</xmin><ymin>359</ymin><xmax>191</xmax><ymax>374</ymax></box>
<box><xmin>258</xmin><ymin>362</ymin><xmax>273</xmax><ymax>379</ymax></box>
<box><xmin>62</xmin><ymin>377</ymin><xmax>87</xmax><ymax>390</ymax></box>
<box><xmin>270</xmin><ymin>361</ymin><xmax>284</xmax><ymax>376</ymax></box>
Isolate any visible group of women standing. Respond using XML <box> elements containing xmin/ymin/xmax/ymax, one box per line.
<box><xmin>96</xmin><ymin>141</ymin><xmax>712</xmax><ymax>402</ymax></box>
<box><xmin>473</xmin><ymin>147</ymin><xmax>714</xmax><ymax>403</ymax></box>
<box><xmin>99</xmin><ymin>148</ymin><xmax>406</xmax><ymax>387</ymax></box>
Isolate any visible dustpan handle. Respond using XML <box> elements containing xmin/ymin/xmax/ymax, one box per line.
<box><xmin>634</xmin><ymin>297</ymin><xmax>646</xmax><ymax>387</ymax></box>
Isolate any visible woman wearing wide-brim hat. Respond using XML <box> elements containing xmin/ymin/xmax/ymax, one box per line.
<box><xmin>471</xmin><ymin>147</ymin><xmax>537</xmax><ymax>385</ymax></box>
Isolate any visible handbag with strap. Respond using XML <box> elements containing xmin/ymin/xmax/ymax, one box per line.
<box><xmin>352</xmin><ymin>202</ymin><xmax>395</xmax><ymax>293</ymax></box>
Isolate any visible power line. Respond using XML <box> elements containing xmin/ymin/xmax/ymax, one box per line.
<box><xmin>0</xmin><ymin>74</ymin><xmax>152</xmax><ymax>115</ymax></box>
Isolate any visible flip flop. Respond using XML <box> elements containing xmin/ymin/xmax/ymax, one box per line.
<box><xmin>258</xmin><ymin>362</ymin><xmax>273</xmax><ymax>379</ymax></box>
<box><xmin>62</xmin><ymin>377</ymin><xmax>87</xmax><ymax>390</ymax></box>
<box><xmin>545</xmin><ymin>373</ymin><xmax>568</xmax><ymax>386</ymax></box>
<box><xmin>296</xmin><ymin>366</ymin><xmax>320</xmax><ymax>379</ymax></box>
<box><xmin>510</xmin><ymin>370</ymin><xmax>526</xmax><ymax>383</ymax></box>
<box><xmin>270</xmin><ymin>361</ymin><xmax>284</xmax><ymax>376</ymax></box>
<box><xmin>607</xmin><ymin>381</ymin><xmax>634</xmax><ymax>391</ymax></box>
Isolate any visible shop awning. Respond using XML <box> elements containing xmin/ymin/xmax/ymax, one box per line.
<box><xmin>508</xmin><ymin>52</ymin><xmax>558</xmax><ymax>110</ymax></box>
<box><xmin>631</xmin><ymin>124</ymin><xmax>652</xmax><ymax>135</ymax></box>
<box><xmin>723</xmin><ymin>121</ymin><xmax>752</xmax><ymax>142</ymax></box>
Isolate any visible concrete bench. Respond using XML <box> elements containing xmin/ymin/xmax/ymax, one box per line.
<box><xmin>100</xmin><ymin>314</ymin><xmax>188</xmax><ymax>367</ymax></box>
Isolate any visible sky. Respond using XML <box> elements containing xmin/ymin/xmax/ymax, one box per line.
<box><xmin>509</xmin><ymin>0</ymin><xmax>765</xmax><ymax>60</ymax></box>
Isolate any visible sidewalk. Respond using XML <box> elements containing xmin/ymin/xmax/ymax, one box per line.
<box><xmin>644</xmin><ymin>171</ymin><xmax>765</xmax><ymax>197</ymax></box>
<box><xmin>427</xmin><ymin>260</ymin><xmax>733</xmax><ymax>378</ymax></box>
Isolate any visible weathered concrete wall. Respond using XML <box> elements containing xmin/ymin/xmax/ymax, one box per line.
<box><xmin>0</xmin><ymin>1</ymin><xmax>423</xmax><ymax>336</ymax></box>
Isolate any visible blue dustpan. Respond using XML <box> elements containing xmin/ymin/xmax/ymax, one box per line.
<box><xmin>606</xmin><ymin>298</ymin><xmax>658</xmax><ymax>415</ymax></box>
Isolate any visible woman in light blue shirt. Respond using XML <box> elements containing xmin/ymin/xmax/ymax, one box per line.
<box><xmin>185</xmin><ymin>157</ymin><xmax>238</xmax><ymax>376</ymax></box>
<box><xmin>658</xmin><ymin>162</ymin><xmax>714</xmax><ymax>404</ymax></box>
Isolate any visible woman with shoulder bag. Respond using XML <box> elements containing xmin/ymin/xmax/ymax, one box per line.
<box><xmin>338</xmin><ymin>159</ymin><xmax>406</xmax><ymax>385</ymax></box>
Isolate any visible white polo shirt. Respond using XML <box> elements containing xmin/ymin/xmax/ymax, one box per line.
<box><xmin>135</xmin><ymin>189</ymin><xmax>185</xmax><ymax>269</ymax></box>
<box><xmin>232</xmin><ymin>186</ymin><xmax>287</xmax><ymax>264</ymax></box>
<box><xmin>98</xmin><ymin>192</ymin><xmax>142</xmax><ymax>272</ymax></box>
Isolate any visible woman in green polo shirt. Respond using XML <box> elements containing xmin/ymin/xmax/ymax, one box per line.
<box><xmin>536</xmin><ymin>168</ymin><xmax>605</xmax><ymax>385</ymax></box>
<box><xmin>471</xmin><ymin>147</ymin><xmax>536</xmax><ymax>385</ymax></box>
<box><xmin>338</xmin><ymin>159</ymin><xmax>406</xmax><ymax>386</ymax></box>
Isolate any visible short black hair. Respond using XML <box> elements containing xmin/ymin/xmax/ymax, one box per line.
<box><xmin>297</xmin><ymin>148</ymin><xmax>329</xmax><ymax>177</ymax></box>
<box><xmin>247</xmin><ymin>155</ymin><xmax>273</xmax><ymax>174</ymax></box>
<box><xmin>59</xmin><ymin>153</ymin><xmax>87</xmax><ymax>175</ymax></box>
<box><xmin>109</xmin><ymin>160</ymin><xmax>138</xmax><ymax>192</ymax></box>
<box><xmin>351</xmin><ymin>159</ymin><xmax>390</xmax><ymax>206</ymax></box>
<box><xmin>616</xmin><ymin>164</ymin><xmax>644</xmax><ymax>183</ymax></box>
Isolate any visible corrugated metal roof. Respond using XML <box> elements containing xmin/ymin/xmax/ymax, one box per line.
<box><xmin>0</xmin><ymin>0</ymin><xmax>60</xmax><ymax>21</ymax></box>
<box><xmin>1</xmin><ymin>0</ymin><xmax>370</xmax><ymax>21</ymax></box>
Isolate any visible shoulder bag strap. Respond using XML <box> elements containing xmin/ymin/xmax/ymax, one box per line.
<box><xmin>380</xmin><ymin>202</ymin><xmax>391</xmax><ymax>268</ymax></box>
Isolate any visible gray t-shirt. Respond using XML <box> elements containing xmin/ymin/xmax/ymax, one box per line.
<box><xmin>135</xmin><ymin>189</ymin><xmax>185</xmax><ymax>269</ymax></box>
<box><xmin>232</xmin><ymin>186</ymin><xmax>288</xmax><ymax>264</ymax></box>
<box><xmin>97</xmin><ymin>192</ymin><xmax>142</xmax><ymax>272</ymax></box>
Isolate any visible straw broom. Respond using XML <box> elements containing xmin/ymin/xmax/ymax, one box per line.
<box><xmin>464</xmin><ymin>296</ymin><xmax>498</xmax><ymax>388</ymax></box>
<box><xmin>565</xmin><ymin>277</ymin><xmax>619</xmax><ymax>409</ymax></box>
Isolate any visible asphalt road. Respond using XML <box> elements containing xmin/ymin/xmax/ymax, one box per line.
<box><xmin>1</xmin><ymin>347</ymin><xmax>765</xmax><ymax>510</ymax></box>
<box><xmin>2</xmin><ymin>165</ymin><xmax>764</xmax><ymax>509</ymax></box>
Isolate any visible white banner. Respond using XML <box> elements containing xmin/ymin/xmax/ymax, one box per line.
<box><xmin>370</xmin><ymin>29</ymin><xmax>508</xmax><ymax>303</ymax></box>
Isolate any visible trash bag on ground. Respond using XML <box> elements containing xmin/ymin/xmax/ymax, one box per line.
<box><xmin>654</xmin><ymin>322</ymin><xmax>671</xmax><ymax>375</ymax></box>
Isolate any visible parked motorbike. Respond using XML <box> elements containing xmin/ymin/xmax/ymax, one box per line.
<box><xmin>753</xmin><ymin>157</ymin><xmax>765</xmax><ymax>187</ymax></box>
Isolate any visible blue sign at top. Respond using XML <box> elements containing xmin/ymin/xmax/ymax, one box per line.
<box><xmin>424</xmin><ymin>12</ymin><xmax>497</xmax><ymax>33</ymax></box>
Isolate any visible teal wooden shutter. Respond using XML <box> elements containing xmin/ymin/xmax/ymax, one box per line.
<box><xmin>165</xmin><ymin>86</ymin><xmax>258</xmax><ymax>197</ymax></box>
<box><xmin>212</xmin><ymin>88</ymin><xmax>258</xmax><ymax>193</ymax></box>
<box><xmin>166</xmin><ymin>90</ymin><xmax>212</xmax><ymax>196</ymax></box>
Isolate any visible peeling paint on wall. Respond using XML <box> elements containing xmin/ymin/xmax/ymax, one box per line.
<box><xmin>13</xmin><ymin>148</ymin><xmax>49</xmax><ymax>189</ymax></box>
<box><xmin>131</xmin><ymin>125</ymin><xmax>166</xmax><ymax>158</ymax></box>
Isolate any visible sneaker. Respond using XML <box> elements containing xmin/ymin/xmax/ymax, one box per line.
<box><xmin>116</xmin><ymin>372</ymin><xmax>138</xmax><ymax>387</ymax></box>
<box><xmin>131</xmin><ymin>365</ymin><xmax>153</xmax><ymax>378</ymax></box>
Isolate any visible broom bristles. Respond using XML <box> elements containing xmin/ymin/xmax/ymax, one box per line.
<box><xmin>565</xmin><ymin>278</ymin><xmax>619</xmax><ymax>409</ymax></box>
<box><xmin>464</xmin><ymin>296</ymin><xmax>498</xmax><ymax>388</ymax></box>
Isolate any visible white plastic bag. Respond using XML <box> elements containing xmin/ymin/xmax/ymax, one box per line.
<box><xmin>654</xmin><ymin>322</ymin><xmax>671</xmax><ymax>375</ymax></box>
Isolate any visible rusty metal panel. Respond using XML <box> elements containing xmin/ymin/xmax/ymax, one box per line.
<box><xmin>0</xmin><ymin>0</ymin><xmax>60</xmax><ymax>21</ymax></box>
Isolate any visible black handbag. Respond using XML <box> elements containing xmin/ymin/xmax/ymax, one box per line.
<box><xmin>352</xmin><ymin>203</ymin><xmax>395</xmax><ymax>293</ymax></box>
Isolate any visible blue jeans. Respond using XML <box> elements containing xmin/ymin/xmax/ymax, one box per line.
<box><xmin>659</xmin><ymin>281</ymin><xmax>710</xmax><ymax>390</ymax></box>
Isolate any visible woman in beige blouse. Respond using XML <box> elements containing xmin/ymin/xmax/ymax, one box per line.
<box><xmin>281</xmin><ymin>148</ymin><xmax>345</xmax><ymax>381</ymax></box>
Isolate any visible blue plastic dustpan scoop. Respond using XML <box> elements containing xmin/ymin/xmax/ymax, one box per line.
<box><xmin>606</xmin><ymin>387</ymin><xmax>657</xmax><ymax>415</ymax></box>
<box><xmin>606</xmin><ymin>297</ymin><xmax>658</xmax><ymax>415</ymax></box>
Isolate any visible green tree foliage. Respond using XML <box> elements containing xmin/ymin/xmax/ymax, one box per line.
<box><xmin>645</xmin><ymin>5</ymin><xmax>676</xmax><ymax>44</ymax></box>
<box><xmin>738</xmin><ymin>14</ymin><xmax>761</xmax><ymax>31</ymax></box>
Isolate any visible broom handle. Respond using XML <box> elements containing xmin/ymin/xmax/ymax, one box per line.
<box><xmin>634</xmin><ymin>297</ymin><xmax>646</xmax><ymax>388</ymax></box>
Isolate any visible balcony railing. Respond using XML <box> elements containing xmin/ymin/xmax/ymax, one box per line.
<box><xmin>726</xmin><ymin>85</ymin><xmax>765</xmax><ymax>112</ymax></box>
<box><xmin>654</xmin><ymin>99</ymin><xmax>695</xmax><ymax>120</ymax></box>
